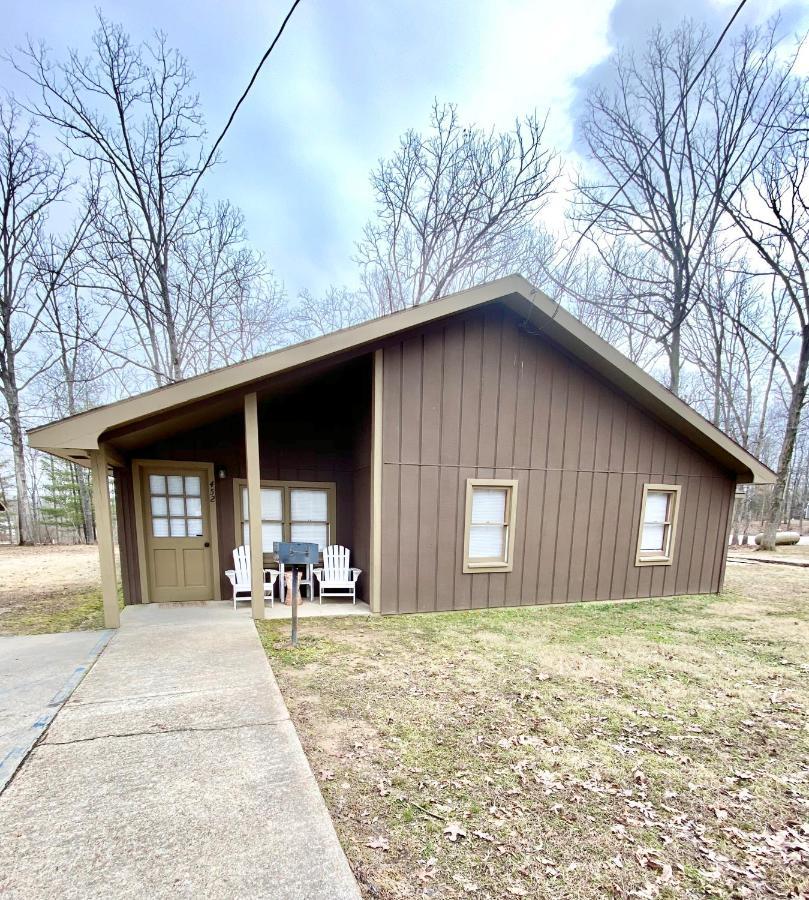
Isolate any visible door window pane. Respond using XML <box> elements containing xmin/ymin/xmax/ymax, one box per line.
<box><xmin>152</xmin><ymin>517</ymin><xmax>169</xmax><ymax>538</ymax></box>
<box><xmin>170</xmin><ymin>518</ymin><xmax>187</xmax><ymax>537</ymax></box>
<box><xmin>151</xmin><ymin>496</ymin><xmax>168</xmax><ymax>517</ymax></box>
<box><xmin>149</xmin><ymin>474</ymin><xmax>166</xmax><ymax>495</ymax></box>
<box><xmin>186</xmin><ymin>497</ymin><xmax>202</xmax><ymax>517</ymax></box>
<box><xmin>168</xmin><ymin>496</ymin><xmax>185</xmax><ymax>516</ymax></box>
<box><xmin>184</xmin><ymin>476</ymin><xmax>201</xmax><ymax>496</ymax></box>
<box><xmin>167</xmin><ymin>475</ymin><xmax>184</xmax><ymax>495</ymax></box>
<box><xmin>187</xmin><ymin>518</ymin><xmax>204</xmax><ymax>537</ymax></box>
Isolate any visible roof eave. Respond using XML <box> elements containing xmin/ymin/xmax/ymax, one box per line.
<box><xmin>28</xmin><ymin>274</ymin><xmax>775</xmax><ymax>485</ymax></box>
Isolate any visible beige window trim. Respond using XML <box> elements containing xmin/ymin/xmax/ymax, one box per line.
<box><xmin>232</xmin><ymin>478</ymin><xmax>336</xmax><ymax>556</ymax></box>
<box><xmin>462</xmin><ymin>478</ymin><xmax>518</xmax><ymax>574</ymax></box>
<box><xmin>635</xmin><ymin>483</ymin><xmax>681</xmax><ymax>567</ymax></box>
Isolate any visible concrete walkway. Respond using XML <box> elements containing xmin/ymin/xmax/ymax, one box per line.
<box><xmin>0</xmin><ymin>630</ymin><xmax>112</xmax><ymax>791</ymax></box>
<box><xmin>0</xmin><ymin>602</ymin><xmax>360</xmax><ymax>900</ymax></box>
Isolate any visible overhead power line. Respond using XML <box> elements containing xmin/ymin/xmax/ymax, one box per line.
<box><xmin>546</xmin><ymin>0</ymin><xmax>749</xmax><ymax>311</ymax></box>
<box><xmin>175</xmin><ymin>0</ymin><xmax>304</xmax><ymax>223</ymax></box>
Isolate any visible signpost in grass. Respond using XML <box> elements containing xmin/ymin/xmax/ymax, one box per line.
<box><xmin>273</xmin><ymin>541</ymin><xmax>319</xmax><ymax>647</ymax></box>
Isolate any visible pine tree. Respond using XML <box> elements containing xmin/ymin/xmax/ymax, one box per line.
<box><xmin>39</xmin><ymin>457</ymin><xmax>88</xmax><ymax>541</ymax></box>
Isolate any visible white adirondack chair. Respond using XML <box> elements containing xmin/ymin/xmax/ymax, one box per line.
<box><xmin>225</xmin><ymin>545</ymin><xmax>279</xmax><ymax>609</ymax></box>
<box><xmin>313</xmin><ymin>545</ymin><xmax>361</xmax><ymax>604</ymax></box>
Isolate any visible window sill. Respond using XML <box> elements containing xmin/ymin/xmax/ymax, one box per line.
<box><xmin>635</xmin><ymin>555</ymin><xmax>673</xmax><ymax>567</ymax></box>
<box><xmin>463</xmin><ymin>560</ymin><xmax>513</xmax><ymax>574</ymax></box>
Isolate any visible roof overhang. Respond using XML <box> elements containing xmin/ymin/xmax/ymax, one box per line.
<box><xmin>28</xmin><ymin>275</ymin><xmax>775</xmax><ymax>484</ymax></box>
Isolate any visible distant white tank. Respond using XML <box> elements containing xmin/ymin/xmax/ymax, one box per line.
<box><xmin>753</xmin><ymin>531</ymin><xmax>800</xmax><ymax>546</ymax></box>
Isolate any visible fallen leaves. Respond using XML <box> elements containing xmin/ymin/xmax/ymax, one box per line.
<box><xmin>443</xmin><ymin>821</ymin><xmax>467</xmax><ymax>842</ymax></box>
<box><xmin>366</xmin><ymin>835</ymin><xmax>389</xmax><ymax>851</ymax></box>
<box><xmin>267</xmin><ymin>566</ymin><xmax>809</xmax><ymax>900</ymax></box>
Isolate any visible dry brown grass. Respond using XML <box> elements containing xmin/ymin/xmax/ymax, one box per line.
<box><xmin>258</xmin><ymin>564</ymin><xmax>809</xmax><ymax>899</ymax></box>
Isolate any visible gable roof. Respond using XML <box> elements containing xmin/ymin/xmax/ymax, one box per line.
<box><xmin>28</xmin><ymin>275</ymin><xmax>774</xmax><ymax>484</ymax></box>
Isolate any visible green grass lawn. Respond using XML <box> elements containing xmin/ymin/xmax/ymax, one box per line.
<box><xmin>0</xmin><ymin>586</ymin><xmax>124</xmax><ymax>636</ymax></box>
<box><xmin>258</xmin><ymin>564</ymin><xmax>809</xmax><ymax>899</ymax></box>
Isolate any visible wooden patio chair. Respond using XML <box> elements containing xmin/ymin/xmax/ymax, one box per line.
<box><xmin>225</xmin><ymin>545</ymin><xmax>279</xmax><ymax>609</ymax></box>
<box><xmin>312</xmin><ymin>545</ymin><xmax>361</xmax><ymax>604</ymax></box>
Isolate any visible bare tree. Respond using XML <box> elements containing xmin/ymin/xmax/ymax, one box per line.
<box><xmin>720</xmin><ymin>78</ymin><xmax>809</xmax><ymax>550</ymax></box>
<box><xmin>0</xmin><ymin>99</ymin><xmax>72</xmax><ymax>544</ymax></box>
<box><xmin>173</xmin><ymin>200</ymin><xmax>287</xmax><ymax>369</ymax></box>
<box><xmin>14</xmin><ymin>16</ymin><xmax>284</xmax><ymax>386</ymax></box>
<box><xmin>356</xmin><ymin>102</ymin><xmax>560</xmax><ymax>312</ymax></box>
<box><xmin>288</xmin><ymin>286</ymin><xmax>376</xmax><ymax>341</ymax></box>
<box><xmin>38</xmin><ymin>265</ymin><xmax>105</xmax><ymax>543</ymax></box>
<box><xmin>573</xmin><ymin>21</ymin><xmax>791</xmax><ymax>395</ymax></box>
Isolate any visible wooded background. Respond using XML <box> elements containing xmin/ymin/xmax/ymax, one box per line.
<box><xmin>1</xmin><ymin>14</ymin><xmax>807</xmax><ymax>551</ymax></box>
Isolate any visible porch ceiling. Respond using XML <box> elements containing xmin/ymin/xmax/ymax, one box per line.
<box><xmin>98</xmin><ymin>355</ymin><xmax>371</xmax><ymax>456</ymax></box>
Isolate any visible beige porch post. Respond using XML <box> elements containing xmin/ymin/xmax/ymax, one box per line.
<box><xmin>89</xmin><ymin>447</ymin><xmax>121</xmax><ymax>629</ymax></box>
<box><xmin>244</xmin><ymin>392</ymin><xmax>265</xmax><ymax>620</ymax></box>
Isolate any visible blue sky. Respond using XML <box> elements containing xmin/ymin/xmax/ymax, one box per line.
<box><xmin>2</xmin><ymin>0</ymin><xmax>807</xmax><ymax>299</ymax></box>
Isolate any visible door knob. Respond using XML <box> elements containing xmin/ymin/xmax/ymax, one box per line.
<box><xmin>204</xmin><ymin>542</ymin><xmax>210</xmax><ymax>548</ymax></box>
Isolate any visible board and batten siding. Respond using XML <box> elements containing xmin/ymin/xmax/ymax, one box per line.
<box><xmin>378</xmin><ymin>304</ymin><xmax>735</xmax><ymax>615</ymax></box>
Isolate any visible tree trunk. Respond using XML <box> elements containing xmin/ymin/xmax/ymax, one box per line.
<box><xmin>75</xmin><ymin>464</ymin><xmax>95</xmax><ymax>543</ymax></box>
<box><xmin>760</xmin><ymin>327</ymin><xmax>809</xmax><ymax>551</ymax></box>
<box><xmin>6</xmin><ymin>391</ymin><xmax>35</xmax><ymax>545</ymax></box>
<box><xmin>668</xmin><ymin>321</ymin><xmax>681</xmax><ymax>396</ymax></box>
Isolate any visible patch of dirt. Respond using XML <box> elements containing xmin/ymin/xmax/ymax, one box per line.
<box><xmin>0</xmin><ymin>545</ymin><xmax>102</xmax><ymax>611</ymax></box>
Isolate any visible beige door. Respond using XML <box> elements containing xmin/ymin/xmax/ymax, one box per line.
<box><xmin>142</xmin><ymin>465</ymin><xmax>214</xmax><ymax>602</ymax></box>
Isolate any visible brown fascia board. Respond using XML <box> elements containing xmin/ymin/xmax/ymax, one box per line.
<box><xmin>28</xmin><ymin>274</ymin><xmax>774</xmax><ymax>484</ymax></box>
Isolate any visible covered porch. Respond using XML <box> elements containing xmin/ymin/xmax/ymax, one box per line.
<box><xmin>81</xmin><ymin>350</ymin><xmax>382</xmax><ymax>626</ymax></box>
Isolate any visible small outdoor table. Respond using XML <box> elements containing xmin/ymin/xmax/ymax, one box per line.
<box><xmin>278</xmin><ymin>561</ymin><xmax>314</xmax><ymax>605</ymax></box>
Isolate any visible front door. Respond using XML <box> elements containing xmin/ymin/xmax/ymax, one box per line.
<box><xmin>141</xmin><ymin>464</ymin><xmax>214</xmax><ymax>602</ymax></box>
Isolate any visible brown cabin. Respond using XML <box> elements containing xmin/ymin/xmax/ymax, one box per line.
<box><xmin>28</xmin><ymin>276</ymin><xmax>774</xmax><ymax>628</ymax></box>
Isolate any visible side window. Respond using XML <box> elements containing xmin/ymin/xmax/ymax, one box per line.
<box><xmin>636</xmin><ymin>484</ymin><xmax>681</xmax><ymax>566</ymax></box>
<box><xmin>463</xmin><ymin>479</ymin><xmax>518</xmax><ymax>573</ymax></box>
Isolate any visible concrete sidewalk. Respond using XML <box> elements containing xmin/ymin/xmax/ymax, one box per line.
<box><xmin>0</xmin><ymin>602</ymin><xmax>360</xmax><ymax>900</ymax></box>
<box><xmin>0</xmin><ymin>630</ymin><xmax>112</xmax><ymax>791</ymax></box>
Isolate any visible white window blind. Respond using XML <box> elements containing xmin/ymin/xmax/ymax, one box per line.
<box><xmin>290</xmin><ymin>489</ymin><xmax>328</xmax><ymax>522</ymax></box>
<box><xmin>239</xmin><ymin>484</ymin><xmax>332</xmax><ymax>553</ymax></box>
<box><xmin>290</xmin><ymin>489</ymin><xmax>329</xmax><ymax>550</ymax></box>
<box><xmin>639</xmin><ymin>489</ymin><xmax>676</xmax><ymax>558</ymax></box>
<box><xmin>468</xmin><ymin>487</ymin><xmax>509</xmax><ymax>561</ymax></box>
<box><xmin>241</xmin><ymin>486</ymin><xmax>284</xmax><ymax>552</ymax></box>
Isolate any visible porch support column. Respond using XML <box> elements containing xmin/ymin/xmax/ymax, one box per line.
<box><xmin>89</xmin><ymin>447</ymin><xmax>121</xmax><ymax>629</ymax></box>
<box><xmin>244</xmin><ymin>392</ymin><xmax>265</xmax><ymax>620</ymax></box>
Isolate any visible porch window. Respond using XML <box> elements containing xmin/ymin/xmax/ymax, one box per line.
<box><xmin>636</xmin><ymin>484</ymin><xmax>681</xmax><ymax>566</ymax></box>
<box><xmin>237</xmin><ymin>481</ymin><xmax>334</xmax><ymax>554</ymax></box>
<box><xmin>462</xmin><ymin>479</ymin><xmax>518</xmax><ymax>573</ymax></box>
<box><xmin>240</xmin><ymin>486</ymin><xmax>283</xmax><ymax>552</ymax></box>
<box><xmin>289</xmin><ymin>488</ymin><xmax>329</xmax><ymax>549</ymax></box>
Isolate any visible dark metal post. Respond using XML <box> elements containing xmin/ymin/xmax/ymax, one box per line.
<box><xmin>290</xmin><ymin>566</ymin><xmax>299</xmax><ymax>647</ymax></box>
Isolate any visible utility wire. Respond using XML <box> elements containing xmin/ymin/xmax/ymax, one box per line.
<box><xmin>545</xmin><ymin>0</ymin><xmax>749</xmax><ymax>315</ymax></box>
<box><xmin>174</xmin><ymin>0</ymin><xmax>304</xmax><ymax>225</ymax></box>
